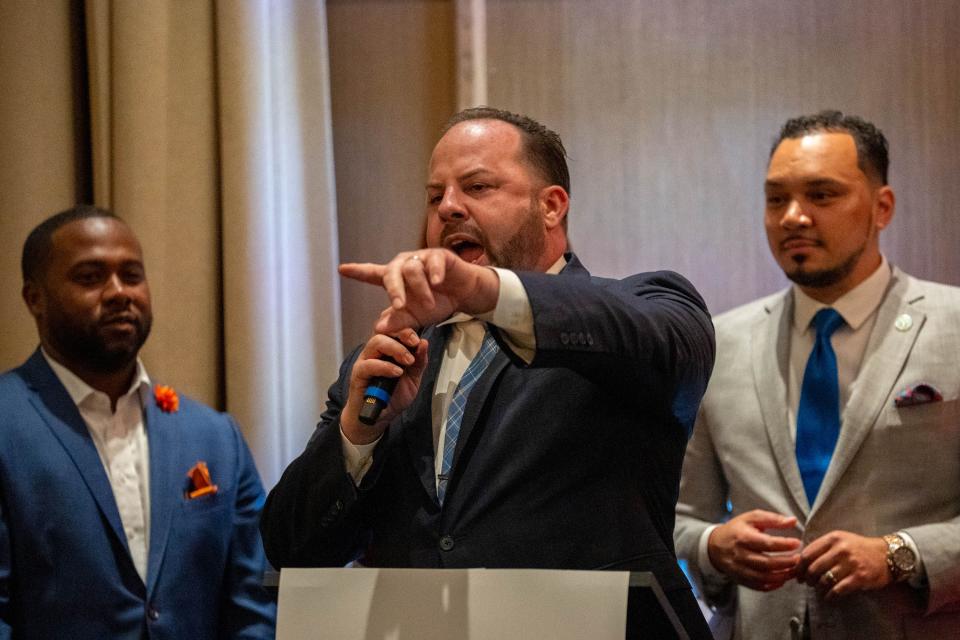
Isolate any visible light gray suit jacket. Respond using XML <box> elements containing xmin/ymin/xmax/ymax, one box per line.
<box><xmin>675</xmin><ymin>268</ymin><xmax>960</xmax><ymax>639</ymax></box>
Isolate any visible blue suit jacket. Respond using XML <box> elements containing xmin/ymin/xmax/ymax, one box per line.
<box><xmin>262</xmin><ymin>255</ymin><xmax>716</xmax><ymax>638</ymax></box>
<box><xmin>0</xmin><ymin>350</ymin><xmax>276</xmax><ymax>639</ymax></box>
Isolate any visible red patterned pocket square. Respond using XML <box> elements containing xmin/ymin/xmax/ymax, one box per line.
<box><xmin>186</xmin><ymin>461</ymin><xmax>218</xmax><ymax>499</ymax></box>
<box><xmin>894</xmin><ymin>383</ymin><xmax>943</xmax><ymax>408</ymax></box>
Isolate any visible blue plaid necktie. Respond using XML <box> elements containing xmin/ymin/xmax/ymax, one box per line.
<box><xmin>796</xmin><ymin>308</ymin><xmax>846</xmax><ymax>504</ymax></box>
<box><xmin>437</xmin><ymin>327</ymin><xmax>499</xmax><ymax>505</ymax></box>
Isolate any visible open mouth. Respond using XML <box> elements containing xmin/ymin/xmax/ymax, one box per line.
<box><xmin>445</xmin><ymin>237</ymin><xmax>486</xmax><ymax>264</ymax></box>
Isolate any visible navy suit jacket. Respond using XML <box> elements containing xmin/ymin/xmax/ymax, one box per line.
<box><xmin>0</xmin><ymin>350</ymin><xmax>276</xmax><ymax>639</ymax></box>
<box><xmin>261</xmin><ymin>255</ymin><xmax>715</xmax><ymax>636</ymax></box>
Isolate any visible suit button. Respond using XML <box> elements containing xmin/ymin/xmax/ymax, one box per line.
<box><xmin>586</xmin><ymin>333</ymin><xmax>594</xmax><ymax>346</ymax></box>
<box><xmin>577</xmin><ymin>332</ymin><xmax>586</xmax><ymax>344</ymax></box>
<box><xmin>560</xmin><ymin>332</ymin><xmax>569</xmax><ymax>345</ymax></box>
<box><xmin>147</xmin><ymin>607</ymin><xmax>160</xmax><ymax>621</ymax></box>
<box><xmin>439</xmin><ymin>535</ymin><xmax>455</xmax><ymax>551</ymax></box>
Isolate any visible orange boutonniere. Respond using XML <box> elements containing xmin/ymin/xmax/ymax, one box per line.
<box><xmin>154</xmin><ymin>384</ymin><xmax>179</xmax><ymax>413</ymax></box>
<box><xmin>186</xmin><ymin>460</ymin><xmax>218</xmax><ymax>499</ymax></box>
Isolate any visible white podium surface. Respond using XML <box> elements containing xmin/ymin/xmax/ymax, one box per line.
<box><xmin>277</xmin><ymin>567</ymin><xmax>630</xmax><ymax>639</ymax></box>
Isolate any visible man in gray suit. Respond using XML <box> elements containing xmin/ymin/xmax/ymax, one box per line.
<box><xmin>675</xmin><ymin>110</ymin><xmax>960</xmax><ymax>639</ymax></box>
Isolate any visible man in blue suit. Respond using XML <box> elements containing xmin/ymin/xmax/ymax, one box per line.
<box><xmin>261</xmin><ymin>108</ymin><xmax>716</xmax><ymax>638</ymax></box>
<box><xmin>0</xmin><ymin>206</ymin><xmax>275</xmax><ymax>639</ymax></box>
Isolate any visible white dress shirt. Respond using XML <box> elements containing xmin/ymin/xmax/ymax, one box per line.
<box><xmin>697</xmin><ymin>256</ymin><xmax>924</xmax><ymax>584</ymax></box>
<box><xmin>341</xmin><ymin>256</ymin><xmax>565</xmax><ymax>486</ymax></box>
<box><xmin>43</xmin><ymin>350</ymin><xmax>152</xmax><ymax>583</ymax></box>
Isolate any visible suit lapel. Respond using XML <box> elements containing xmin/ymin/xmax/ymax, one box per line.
<box><xmin>752</xmin><ymin>292</ymin><xmax>811</xmax><ymax>517</ymax></box>
<box><xmin>814</xmin><ymin>271</ymin><xmax>923</xmax><ymax>510</ymax></box>
<box><xmin>402</xmin><ymin>326</ymin><xmax>448</xmax><ymax>503</ymax></box>
<box><xmin>21</xmin><ymin>351</ymin><xmax>131</xmax><ymax>555</ymax></box>
<box><xmin>434</xmin><ymin>254</ymin><xmax>583</xmax><ymax>501</ymax></box>
<box><xmin>402</xmin><ymin>254</ymin><xmax>584</xmax><ymax>505</ymax></box>
<box><xmin>145</xmin><ymin>395</ymin><xmax>181</xmax><ymax>595</ymax></box>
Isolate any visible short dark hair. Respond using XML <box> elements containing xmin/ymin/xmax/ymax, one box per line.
<box><xmin>441</xmin><ymin>107</ymin><xmax>571</xmax><ymax>195</ymax></box>
<box><xmin>22</xmin><ymin>205</ymin><xmax>119</xmax><ymax>283</ymax></box>
<box><xmin>772</xmin><ymin>110</ymin><xmax>890</xmax><ymax>185</ymax></box>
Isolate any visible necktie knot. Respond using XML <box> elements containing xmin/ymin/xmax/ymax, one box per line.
<box><xmin>811</xmin><ymin>308</ymin><xmax>845</xmax><ymax>339</ymax></box>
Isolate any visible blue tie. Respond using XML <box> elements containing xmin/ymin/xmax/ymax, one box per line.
<box><xmin>796</xmin><ymin>308</ymin><xmax>845</xmax><ymax>504</ymax></box>
<box><xmin>437</xmin><ymin>327</ymin><xmax>499</xmax><ymax>505</ymax></box>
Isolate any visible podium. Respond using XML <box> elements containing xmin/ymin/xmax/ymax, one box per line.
<box><xmin>271</xmin><ymin>568</ymin><xmax>689</xmax><ymax>639</ymax></box>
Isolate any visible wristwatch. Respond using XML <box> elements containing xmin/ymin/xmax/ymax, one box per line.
<box><xmin>883</xmin><ymin>533</ymin><xmax>917</xmax><ymax>583</ymax></box>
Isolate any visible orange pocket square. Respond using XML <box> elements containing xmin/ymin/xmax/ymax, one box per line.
<box><xmin>186</xmin><ymin>461</ymin><xmax>219</xmax><ymax>499</ymax></box>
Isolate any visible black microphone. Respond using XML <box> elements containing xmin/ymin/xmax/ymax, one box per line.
<box><xmin>358</xmin><ymin>343</ymin><xmax>416</xmax><ymax>426</ymax></box>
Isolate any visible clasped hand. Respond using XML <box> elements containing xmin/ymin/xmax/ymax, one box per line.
<box><xmin>707</xmin><ymin>510</ymin><xmax>802</xmax><ymax>592</ymax></box>
<box><xmin>708</xmin><ymin>510</ymin><xmax>891</xmax><ymax>599</ymax></box>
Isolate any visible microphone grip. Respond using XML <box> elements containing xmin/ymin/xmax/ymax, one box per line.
<box><xmin>358</xmin><ymin>358</ymin><xmax>401</xmax><ymax>426</ymax></box>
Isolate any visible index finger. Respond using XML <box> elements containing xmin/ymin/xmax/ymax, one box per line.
<box><xmin>755</xmin><ymin>533</ymin><xmax>803</xmax><ymax>554</ymax></box>
<box><xmin>360</xmin><ymin>333</ymin><xmax>416</xmax><ymax>365</ymax></box>
<box><xmin>339</xmin><ymin>262</ymin><xmax>387</xmax><ymax>286</ymax></box>
<box><xmin>796</xmin><ymin>536</ymin><xmax>833</xmax><ymax>581</ymax></box>
<box><xmin>394</xmin><ymin>327</ymin><xmax>422</xmax><ymax>350</ymax></box>
<box><xmin>736</xmin><ymin>550</ymin><xmax>800</xmax><ymax>573</ymax></box>
<box><xmin>799</xmin><ymin>533</ymin><xmax>833</xmax><ymax>562</ymax></box>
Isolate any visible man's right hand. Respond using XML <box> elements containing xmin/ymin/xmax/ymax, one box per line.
<box><xmin>339</xmin><ymin>248</ymin><xmax>501</xmax><ymax>335</ymax></box>
<box><xmin>341</xmin><ymin>329</ymin><xmax>429</xmax><ymax>444</ymax></box>
<box><xmin>707</xmin><ymin>509</ymin><xmax>802</xmax><ymax>591</ymax></box>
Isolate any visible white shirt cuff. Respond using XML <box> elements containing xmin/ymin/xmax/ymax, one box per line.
<box><xmin>698</xmin><ymin>524</ymin><xmax>727</xmax><ymax>580</ymax></box>
<box><xmin>474</xmin><ymin>267</ymin><xmax>536</xmax><ymax>363</ymax></box>
<box><xmin>897</xmin><ymin>530</ymin><xmax>927</xmax><ymax>588</ymax></box>
<box><xmin>340</xmin><ymin>427</ymin><xmax>380</xmax><ymax>485</ymax></box>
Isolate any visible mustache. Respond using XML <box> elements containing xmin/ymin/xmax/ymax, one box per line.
<box><xmin>99</xmin><ymin>313</ymin><xmax>142</xmax><ymax>328</ymax></box>
<box><xmin>440</xmin><ymin>222</ymin><xmax>486</xmax><ymax>244</ymax></box>
<box><xmin>779</xmin><ymin>234</ymin><xmax>822</xmax><ymax>247</ymax></box>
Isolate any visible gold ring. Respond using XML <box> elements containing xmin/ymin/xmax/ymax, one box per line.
<box><xmin>824</xmin><ymin>570</ymin><xmax>838</xmax><ymax>586</ymax></box>
<box><xmin>407</xmin><ymin>254</ymin><xmax>422</xmax><ymax>261</ymax></box>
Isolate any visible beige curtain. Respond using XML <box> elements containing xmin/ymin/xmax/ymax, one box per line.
<box><xmin>0</xmin><ymin>0</ymin><xmax>79</xmax><ymax>371</ymax></box>
<box><xmin>85</xmin><ymin>0</ymin><xmax>224</xmax><ymax>409</ymax></box>
<box><xmin>0</xmin><ymin>0</ymin><xmax>341</xmax><ymax>487</ymax></box>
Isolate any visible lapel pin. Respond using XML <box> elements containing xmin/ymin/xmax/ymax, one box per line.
<box><xmin>154</xmin><ymin>384</ymin><xmax>180</xmax><ymax>413</ymax></box>
<box><xmin>894</xmin><ymin>314</ymin><xmax>913</xmax><ymax>332</ymax></box>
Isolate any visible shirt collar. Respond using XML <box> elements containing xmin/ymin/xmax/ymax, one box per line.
<box><xmin>544</xmin><ymin>254</ymin><xmax>568</xmax><ymax>275</ymax></box>
<box><xmin>792</xmin><ymin>255</ymin><xmax>891</xmax><ymax>333</ymax></box>
<box><xmin>440</xmin><ymin>254</ymin><xmax>568</xmax><ymax>327</ymax></box>
<box><xmin>41</xmin><ymin>348</ymin><xmax>152</xmax><ymax>409</ymax></box>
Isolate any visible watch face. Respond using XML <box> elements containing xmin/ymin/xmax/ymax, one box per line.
<box><xmin>892</xmin><ymin>546</ymin><xmax>916</xmax><ymax>571</ymax></box>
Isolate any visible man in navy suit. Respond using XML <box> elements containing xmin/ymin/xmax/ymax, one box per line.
<box><xmin>0</xmin><ymin>206</ymin><xmax>275</xmax><ymax>639</ymax></box>
<box><xmin>261</xmin><ymin>108</ymin><xmax>716</xmax><ymax>637</ymax></box>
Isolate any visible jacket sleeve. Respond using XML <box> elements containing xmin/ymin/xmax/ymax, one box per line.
<box><xmin>0</xmin><ymin>490</ymin><xmax>12</xmax><ymax>640</ymax></box>
<box><xmin>259</xmin><ymin>348</ymin><xmax>373</xmax><ymax>569</ymax></box>
<box><xmin>674</xmin><ymin>404</ymin><xmax>736</xmax><ymax>609</ymax></box>
<box><xmin>218</xmin><ymin>417</ymin><xmax>278</xmax><ymax>638</ymax></box>
<box><xmin>516</xmin><ymin>269</ymin><xmax>716</xmax><ymax>434</ymax></box>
